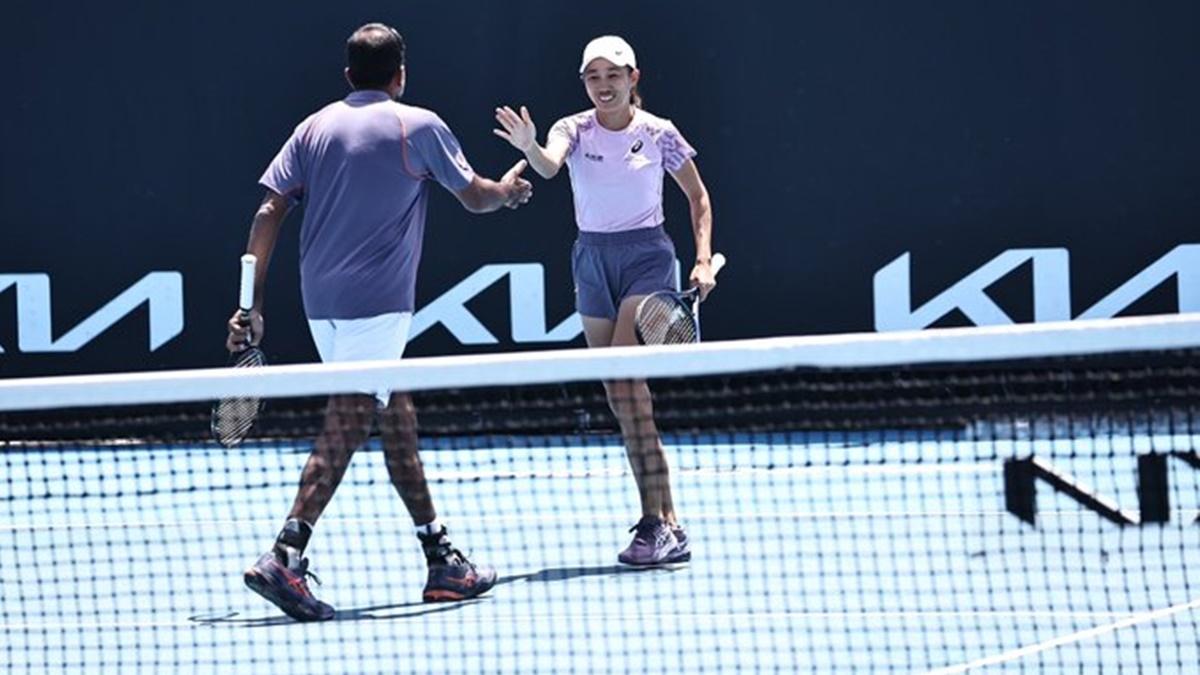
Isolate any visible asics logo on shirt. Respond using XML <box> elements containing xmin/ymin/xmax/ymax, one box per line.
<box><xmin>630</xmin><ymin>140</ymin><xmax>643</xmax><ymax>154</ymax></box>
<box><xmin>584</xmin><ymin>152</ymin><xmax>604</xmax><ymax>162</ymax></box>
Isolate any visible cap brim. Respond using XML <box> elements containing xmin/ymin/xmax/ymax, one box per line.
<box><xmin>579</xmin><ymin>56</ymin><xmax>633</xmax><ymax>73</ymax></box>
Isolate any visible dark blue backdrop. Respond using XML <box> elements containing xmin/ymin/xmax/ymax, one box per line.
<box><xmin>2</xmin><ymin>1</ymin><xmax>1196</xmax><ymax>376</ymax></box>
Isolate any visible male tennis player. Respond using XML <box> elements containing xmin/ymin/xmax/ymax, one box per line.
<box><xmin>227</xmin><ymin>23</ymin><xmax>531</xmax><ymax>621</ymax></box>
<box><xmin>494</xmin><ymin>36</ymin><xmax>716</xmax><ymax>565</ymax></box>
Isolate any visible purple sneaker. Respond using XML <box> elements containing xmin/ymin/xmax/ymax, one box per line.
<box><xmin>618</xmin><ymin>516</ymin><xmax>680</xmax><ymax>566</ymax></box>
<box><xmin>243</xmin><ymin>550</ymin><xmax>334</xmax><ymax>622</ymax></box>
<box><xmin>666</xmin><ymin>524</ymin><xmax>691</xmax><ymax>563</ymax></box>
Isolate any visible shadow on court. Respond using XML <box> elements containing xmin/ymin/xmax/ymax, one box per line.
<box><xmin>189</xmin><ymin>598</ymin><xmax>484</xmax><ymax>626</ymax></box>
<box><xmin>497</xmin><ymin>563</ymin><xmax>686</xmax><ymax>585</ymax></box>
<box><xmin>188</xmin><ymin>566</ymin><xmax>685</xmax><ymax>626</ymax></box>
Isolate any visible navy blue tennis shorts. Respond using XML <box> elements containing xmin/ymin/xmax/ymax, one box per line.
<box><xmin>571</xmin><ymin>225</ymin><xmax>677</xmax><ymax>320</ymax></box>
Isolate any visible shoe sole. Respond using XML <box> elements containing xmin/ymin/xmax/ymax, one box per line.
<box><xmin>619</xmin><ymin>550</ymin><xmax>691</xmax><ymax>566</ymax></box>
<box><xmin>244</xmin><ymin>569</ymin><xmax>334</xmax><ymax>622</ymax></box>
<box><xmin>423</xmin><ymin>576</ymin><xmax>497</xmax><ymax>603</ymax></box>
<box><xmin>618</xmin><ymin>558</ymin><xmax>690</xmax><ymax>567</ymax></box>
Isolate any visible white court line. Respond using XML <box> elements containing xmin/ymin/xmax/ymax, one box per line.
<box><xmin>2</xmin><ymin>508</ymin><xmax>1183</xmax><ymax>532</ymax></box>
<box><xmin>4</xmin><ymin>461</ymin><xmax>995</xmax><ymax>485</ymax></box>
<box><xmin>0</xmin><ymin>609</ymin><xmax>1144</xmax><ymax>633</ymax></box>
<box><xmin>926</xmin><ymin>596</ymin><xmax>1200</xmax><ymax>674</ymax></box>
<box><xmin>427</xmin><ymin>462</ymin><xmax>994</xmax><ymax>481</ymax></box>
<box><xmin>2</xmin><ymin>508</ymin><xmax>1121</xmax><ymax>532</ymax></box>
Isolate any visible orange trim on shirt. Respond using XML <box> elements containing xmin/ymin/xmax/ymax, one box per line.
<box><xmin>396</xmin><ymin>112</ymin><xmax>431</xmax><ymax>181</ymax></box>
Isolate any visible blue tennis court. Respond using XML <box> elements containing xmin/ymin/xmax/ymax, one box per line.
<box><xmin>5</xmin><ymin>429</ymin><xmax>1198</xmax><ymax>673</ymax></box>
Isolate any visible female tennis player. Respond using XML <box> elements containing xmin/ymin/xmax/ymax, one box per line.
<box><xmin>494</xmin><ymin>35</ymin><xmax>716</xmax><ymax>565</ymax></box>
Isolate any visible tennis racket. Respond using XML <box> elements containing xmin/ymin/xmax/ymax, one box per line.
<box><xmin>634</xmin><ymin>253</ymin><xmax>726</xmax><ymax>345</ymax></box>
<box><xmin>211</xmin><ymin>254</ymin><xmax>266</xmax><ymax>447</ymax></box>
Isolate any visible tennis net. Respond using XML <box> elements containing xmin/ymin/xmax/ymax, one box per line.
<box><xmin>2</xmin><ymin>315</ymin><xmax>1198</xmax><ymax>673</ymax></box>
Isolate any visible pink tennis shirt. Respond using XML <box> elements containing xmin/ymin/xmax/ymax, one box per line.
<box><xmin>548</xmin><ymin>108</ymin><xmax>696</xmax><ymax>233</ymax></box>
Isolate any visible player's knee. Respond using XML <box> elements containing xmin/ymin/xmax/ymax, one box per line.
<box><xmin>606</xmin><ymin>381</ymin><xmax>656</xmax><ymax>422</ymax></box>
<box><xmin>316</xmin><ymin>425</ymin><xmax>370</xmax><ymax>457</ymax></box>
<box><xmin>604</xmin><ymin>379</ymin><xmax>633</xmax><ymax>407</ymax></box>
<box><xmin>381</xmin><ymin>396</ymin><xmax>417</xmax><ymax>426</ymax></box>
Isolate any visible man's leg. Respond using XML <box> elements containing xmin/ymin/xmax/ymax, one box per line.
<box><xmin>379</xmin><ymin>392</ymin><xmax>435</xmax><ymax>523</ymax></box>
<box><xmin>379</xmin><ymin>392</ymin><xmax>497</xmax><ymax>602</ymax></box>
<box><xmin>289</xmin><ymin>394</ymin><xmax>376</xmax><ymax>523</ymax></box>
<box><xmin>244</xmin><ymin>393</ymin><xmax>375</xmax><ymax>621</ymax></box>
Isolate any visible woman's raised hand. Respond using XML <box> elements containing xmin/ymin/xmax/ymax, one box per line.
<box><xmin>493</xmin><ymin>105</ymin><xmax>537</xmax><ymax>152</ymax></box>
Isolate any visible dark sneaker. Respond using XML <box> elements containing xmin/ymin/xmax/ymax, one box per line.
<box><xmin>244</xmin><ymin>551</ymin><xmax>335</xmax><ymax>622</ymax></box>
<box><xmin>423</xmin><ymin>552</ymin><xmax>498</xmax><ymax>602</ymax></box>
<box><xmin>666</xmin><ymin>523</ymin><xmax>692</xmax><ymax>563</ymax></box>
<box><xmin>418</xmin><ymin>528</ymin><xmax>497</xmax><ymax>603</ymax></box>
<box><xmin>618</xmin><ymin>516</ymin><xmax>680</xmax><ymax>566</ymax></box>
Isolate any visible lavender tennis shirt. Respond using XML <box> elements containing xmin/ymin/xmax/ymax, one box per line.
<box><xmin>260</xmin><ymin>90</ymin><xmax>475</xmax><ymax>319</ymax></box>
<box><xmin>548</xmin><ymin>108</ymin><xmax>696</xmax><ymax>233</ymax></box>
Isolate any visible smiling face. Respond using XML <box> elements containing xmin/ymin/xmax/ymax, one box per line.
<box><xmin>581</xmin><ymin>58</ymin><xmax>640</xmax><ymax>113</ymax></box>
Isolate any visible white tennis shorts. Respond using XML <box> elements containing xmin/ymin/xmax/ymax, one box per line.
<box><xmin>307</xmin><ymin>312</ymin><xmax>413</xmax><ymax>406</ymax></box>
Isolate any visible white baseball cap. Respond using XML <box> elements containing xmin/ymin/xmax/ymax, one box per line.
<box><xmin>579</xmin><ymin>35</ymin><xmax>637</xmax><ymax>73</ymax></box>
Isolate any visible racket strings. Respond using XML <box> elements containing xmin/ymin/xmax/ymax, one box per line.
<box><xmin>233</xmin><ymin>348</ymin><xmax>266</xmax><ymax>369</ymax></box>
<box><xmin>212</xmin><ymin>398</ymin><xmax>259</xmax><ymax>445</ymax></box>
<box><xmin>637</xmin><ymin>296</ymin><xmax>697</xmax><ymax>345</ymax></box>
<box><xmin>212</xmin><ymin>348</ymin><xmax>266</xmax><ymax>447</ymax></box>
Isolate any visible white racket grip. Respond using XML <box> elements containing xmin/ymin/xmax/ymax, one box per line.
<box><xmin>238</xmin><ymin>254</ymin><xmax>257</xmax><ymax>312</ymax></box>
<box><xmin>711</xmin><ymin>252</ymin><xmax>727</xmax><ymax>277</ymax></box>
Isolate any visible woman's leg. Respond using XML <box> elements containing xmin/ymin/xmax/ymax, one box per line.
<box><xmin>582</xmin><ymin>302</ymin><xmax>675</xmax><ymax>524</ymax></box>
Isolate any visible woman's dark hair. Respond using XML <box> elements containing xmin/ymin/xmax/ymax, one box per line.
<box><xmin>628</xmin><ymin>67</ymin><xmax>642</xmax><ymax>108</ymax></box>
<box><xmin>346</xmin><ymin>23</ymin><xmax>406</xmax><ymax>90</ymax></box>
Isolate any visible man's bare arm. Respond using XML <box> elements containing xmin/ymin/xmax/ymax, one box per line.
<box><xmin>453</xmin><ymin>160</ymin><xmax>533</xmax><ymax>213</ymax></box>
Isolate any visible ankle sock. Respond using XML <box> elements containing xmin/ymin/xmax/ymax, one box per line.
<box><xmin>274</xmin><ymin>518</ymin><xmax>313</xmax><ymax>567</ymax></box>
